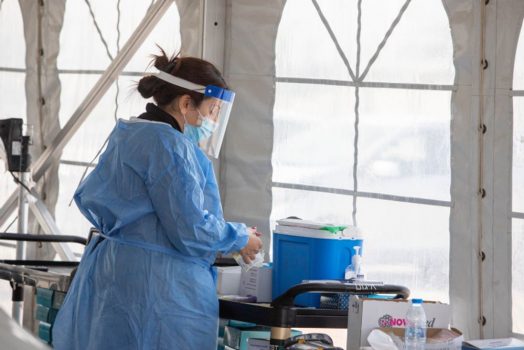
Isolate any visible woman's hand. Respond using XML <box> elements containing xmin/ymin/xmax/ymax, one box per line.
<box><xmin>240</xmin><ymin>227</ymin><xmax>263</xmax><ymax>263</ymax></box>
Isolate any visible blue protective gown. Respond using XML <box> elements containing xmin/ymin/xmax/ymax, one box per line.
<box><xmin>52</xmin><ymin>115</ymin><xmax>249</xmax><ymax>350</ymax></box>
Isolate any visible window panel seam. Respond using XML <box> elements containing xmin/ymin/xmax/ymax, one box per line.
<box><xmin>272</xmin><ymin>182</ymin><xmax>451</xmax><ymax>207</ymax></box>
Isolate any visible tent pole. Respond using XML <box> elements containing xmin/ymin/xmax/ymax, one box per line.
<box><xmin>0</xmin><ymin>193</ymin><xmax>18</xmax><ymax>229</ymax></box>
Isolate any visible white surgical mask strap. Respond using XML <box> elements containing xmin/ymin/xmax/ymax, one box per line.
<box><xmin>154</xmin><ymin>71</ymin><xmax>205</xmax><ymax>92</ymax></box>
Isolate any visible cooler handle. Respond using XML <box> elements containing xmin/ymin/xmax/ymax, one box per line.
<box><xmin>271</xmin><ymin>281</ymin><xmax>410</xmax><ymax>308</ymax></box>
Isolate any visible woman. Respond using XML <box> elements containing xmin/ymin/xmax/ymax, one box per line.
<box><xmin>52</xmin><ymin>48</ymin><xmax>263</xmax><ymax>350</ymax></box>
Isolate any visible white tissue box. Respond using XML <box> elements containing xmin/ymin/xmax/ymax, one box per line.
<box><xmin>216</xmin><ymin>266</ymin><xmax>242</xmax><ymax>295</ymax></box>
<box><xmin>240</xmin><ymin>265</ymin><xmax>272</xmax><ymax>303</ymax></box>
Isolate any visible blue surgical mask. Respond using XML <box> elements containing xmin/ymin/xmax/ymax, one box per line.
<box><xmin>183</xmin><ymin>111</ymin><xmax>217</xmax><ymax>144</ymax></box>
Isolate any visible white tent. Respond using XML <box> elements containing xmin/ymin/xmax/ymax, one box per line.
<box><xmin>0</xmin><ymin>0</ymin><xmax>523</xmax><ymax>343</ymax></box>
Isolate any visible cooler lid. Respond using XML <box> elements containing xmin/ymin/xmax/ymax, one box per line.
<box><xmin>274</xmin><ymin>222</ymin><xmax>363</xmax><ymax>240</ymax></box>
<box><xmin>276</xmin><ymin>218</ymin><xmax>333</xmax><ymax>230</ymax></box>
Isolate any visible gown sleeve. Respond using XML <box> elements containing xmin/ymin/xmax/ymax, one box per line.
<box><xmin>146</xmin><ymin>149</ymin><xmax>249</xmax><ymax>257</ymax></box>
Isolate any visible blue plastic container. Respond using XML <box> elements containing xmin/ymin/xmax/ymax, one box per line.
<box><xmin>272</xmin><ymin>225</ymin><xmax>363</xmax><ymax>307</ymax></box>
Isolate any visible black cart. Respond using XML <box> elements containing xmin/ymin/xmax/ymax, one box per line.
<box><xmin>219</xmin><ymin>281</ymin><xmax>410</xmax><ymax>350</ymax></box>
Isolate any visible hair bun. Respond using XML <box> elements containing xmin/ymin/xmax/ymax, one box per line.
<box><xmin>152</xmin><ymin>45</ymin><xmax>173</xmax><ymax>72</ymax></box>
<box><xmin>137</xmin><ymin>75</ymin><xmax>159</xmax><ymax>99</ymax></box>
<box><xmin>153</xmin><ymin>56</ymin><xmax>169</xmax><ymax>71</ymax></box>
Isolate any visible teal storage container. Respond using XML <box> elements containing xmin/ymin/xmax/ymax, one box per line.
<box><xmin>224</xmin><ymin>325</ymin><xmax>301</xmax><ymax>350</ymax></box>
<box><xmin>52</xmin><ymin>291</ymin><xmax>66</xmax><ymax>309</ymax></box>
<box><xmin>36</xmin><ymin>304</ymin><xmax>58</xmax><ymax>324</ymax></box>
<box><xmin>38</xmin><ymin>321</ymin><xmax>52</xmax><ymax>344</ymax></box>
<box><xmin>36</xmin><ymin>287</ymin><xmax>66</xmax><ymax>309</ymax></box>
<box><xmin>272</xmin><ymin>224</ymin><xmax>363</xmax><ymax>307</ymax></box>
<box><xmin>36</xmin><ymin>288</ymin><xmax>54</xmax><ymax>308</ymax></box>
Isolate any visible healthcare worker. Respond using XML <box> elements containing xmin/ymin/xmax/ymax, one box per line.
<box><xmin>52</xmin><ymin>48</ymin><xmax>263</xmax><ymax>350</ymax></box>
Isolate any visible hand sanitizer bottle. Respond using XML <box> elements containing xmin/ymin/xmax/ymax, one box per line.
<box><xmin>344</xmin><ymin>263</ymin><xmax>355</xmax><ymax>280</ymax></box>
<box><xmin>344</xmin><ymin>246</ymin><xmax>362</xmax><ymax>280</ymax></box>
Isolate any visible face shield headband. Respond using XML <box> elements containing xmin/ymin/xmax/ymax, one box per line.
<box><xmin>153</xmin><ymin>71</ymin><xmax>235</xmax><ymax>158</ymax></box>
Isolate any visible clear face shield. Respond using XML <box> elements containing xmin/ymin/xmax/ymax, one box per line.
<box><xmin>154</xmin><ymin>71</ymin><xmax>235</xmax><ymax>158</ymax></box>
<box><xmin>198</xmin><ymin>85</ymin><xmax>235</xmax><ymax>158</ymax></box>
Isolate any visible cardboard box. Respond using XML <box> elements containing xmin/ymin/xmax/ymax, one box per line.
<box><xmin>216</xmin><ymin>266</ymin><xmax>242</xmax><ymax>295</ymax></box>
<box><xmin>240</xmin><ymin>265</ymin><xmax>272</xmax><ymax>303</ymax></box>
<box><xmin>463</xmin><ymin>338</ymin><xmax>524</xmax><ymax>350</ymax></box>
<box><xmin>347</xmin><ymin>296</ymin><xmax>451</xmax><ymax>350</ymax></box>
<box><xmin>374</xmin><ymin>327</ymin><xmax>463</xmax><ymax>350</ymax></box>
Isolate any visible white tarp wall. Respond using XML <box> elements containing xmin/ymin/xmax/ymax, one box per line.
<box><xmin>446</xmin><ymin>0</ymin><xmax>524</xmax><ymax>338</ymax></box>
<box><xmin>223</xmin><ymin>0</ymin><xmax>524</xmax><ymax>340</ymax></box>
<box><xmin>1</xmin><ymin>0</ymin><xmax>524</xmax><ymax>341</ymax></box>
<box><xmin>220</xmin><ymin>0</ymin><xmax>285</xmax><ymax>264</ymax></box>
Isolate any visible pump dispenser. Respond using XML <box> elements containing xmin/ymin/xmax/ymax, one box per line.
<box><xmin>344</xmin><ymin>246</ymin><xmax>363</xmax><ymax>280</ymax></box>
<box><xmin>352</xmin><ymin>246</ymin><xmax>362</xmax><ymax>276</ymax></box>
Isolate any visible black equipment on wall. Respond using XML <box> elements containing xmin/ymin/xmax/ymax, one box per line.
<box><xmin>0</xmin><ymin>118</ymin><xmax>31</xmax><ymax>172</ymax></box>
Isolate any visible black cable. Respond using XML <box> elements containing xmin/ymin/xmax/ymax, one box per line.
<box><xmin>69</xmin><ymin>0</ymin><xmax>121</xmax><ymax>206</ymax></box>
<box><xmin>68</xmin><ymin>136</ymin><xmax>109</xmax><ymax>207</ymax></box>
<box><xmin>114</xmin><ymin>0</ymin><xmax>121</xmax><ymax>123</ymax></box>
<box><xmin>9</xmin><ymin>172</ymin><xmax>32</xmax><ymax>194</ymax></box>
<box><xmin>116</xmin><ymin>0</ymin><xmax>121</xmax><ymax>50</ymax></box>
<box><xmin>84</xmin><ymin>0</ymin><xmax>114</xmax><ymax>61</ymax></box>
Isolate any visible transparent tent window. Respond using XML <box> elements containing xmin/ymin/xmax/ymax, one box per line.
<box><xmin>272</xmin><ymin>0</ymin><xmax>454</xmax><ymax>303</ymax></box>
<box><xmin>512</xmin><ymin>23</ymin><xmax>524</xmax><ymax>336</ymax></box>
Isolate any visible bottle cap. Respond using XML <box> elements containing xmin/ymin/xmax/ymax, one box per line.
<box><xmin>412</xmin><ymin>298</ymin><xmax>423</xmax><ymax>304</ymax></box>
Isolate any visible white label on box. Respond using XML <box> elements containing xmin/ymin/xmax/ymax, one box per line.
<box><xmin>216</xmin><ymin>266</ymin><xmax>241</xmax><ymax>295</ymax></box>
<box><xmin>239</xmin><ymin>266</ymin><xmax>272</xmax><ymax>303</ymax></box>
<box><xmin>347</xmin><ymin>296</ymin><xmax>451</xmax><ymax>350</ymax></box>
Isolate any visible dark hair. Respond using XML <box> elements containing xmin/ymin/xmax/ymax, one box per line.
<box><xmin>137</xmin><ymin>46</ymin><xmax>228</xmax><ymax>107</ymax></box>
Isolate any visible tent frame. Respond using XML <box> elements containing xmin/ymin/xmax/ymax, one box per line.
<box><xmin>0</xmin><ymin>0</ymin><xmax>175</xmax><ymax>250</ymax></box>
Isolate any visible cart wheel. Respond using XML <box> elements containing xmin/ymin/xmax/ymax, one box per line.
<box><xmin>284</xmin><ymin>333</ymin><xmax>342</xmax><ymax>350</ymax></box>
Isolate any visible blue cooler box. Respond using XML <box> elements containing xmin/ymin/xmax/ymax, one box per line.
<box><xmin>272</xmin><ymin>224</ymin><xmax>363</xmax><ymax>307</ymax></box>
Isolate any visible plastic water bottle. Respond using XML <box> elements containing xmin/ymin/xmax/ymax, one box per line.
<box><xmin>404</xmin><ymin>299</ymin><xmax>427</xmax><ymax>350</ymax></box>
